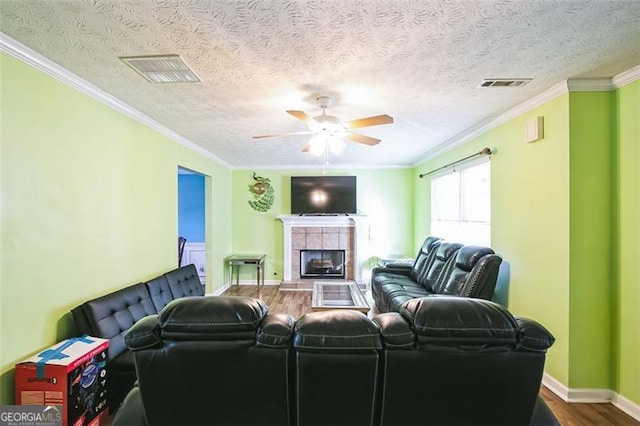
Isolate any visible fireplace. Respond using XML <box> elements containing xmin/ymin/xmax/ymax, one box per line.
<box><xmin>300</xmin><ymin>249</ymin><xmax>345</xmax><ymax>279</ymax></box>
<box><xmin>278</xmin><ymin>215</ymin><xmax>368</xmax><ymax>284</ymax></box>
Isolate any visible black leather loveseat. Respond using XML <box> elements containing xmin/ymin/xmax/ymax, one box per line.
<box><xmin>70</xmin><ymin>264</ymin><xmax>205</xmax><ymax>410</ymax></box>
<box><xmin>372</xmin><ymin>236</ymin><xmax>503</xmax><ymax>312</ymax></box>
<box><xmin>113</xmin><ymin>295</ymin><xmax>558</xmax><ymax>426</ymax></box>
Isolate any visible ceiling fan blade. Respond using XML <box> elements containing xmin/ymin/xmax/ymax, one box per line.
<box><xmin>253</xmin><ymin>131</ymin><xmax>314</xmax><ymax>139</ymax></box>
<box><xmin>286</xmin><ymin>110</ymin><xmax>313</xmax><ymax>123</ymax></box>
<box><xmin>344</xmin><ymin>114</ymin><xmax>394</xmax><ymax>129</ymax></box>
<box><xmin>344</xmin><ymin>132</ymin><xmax>381</xmax><ymax>146</ymax></box>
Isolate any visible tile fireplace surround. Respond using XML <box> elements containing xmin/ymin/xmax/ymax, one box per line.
<box><xmin>278</xmin><ymin>215</ymin><xmax>368</xmax><ymax>284</ymax></box>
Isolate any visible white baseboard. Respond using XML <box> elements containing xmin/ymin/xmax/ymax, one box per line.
<box><xmin>542</xmin><ymin>373</ymin><xmax>640</xmax><ymax>421</ymax></box>
<box><xmin>207</xmin><ymin>280</ymin><xmax>280</xmax><ymax>296</ymax></box>
<box><xmin>208</xmin><ymin>283</ymin><xmax>231</xmax><ymax>296</ymax></box>
<box><xmin>226</xmin><ymin>280</ymin><xmax>280</xmax><ymax>286</ymax></box>
<box><xmin>612</xmin><ymin>392</ymin><xmax>640</xmax><ymax>421</ymax></box>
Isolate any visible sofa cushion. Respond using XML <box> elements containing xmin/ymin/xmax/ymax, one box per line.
<box><xmin>145</xmin><ymin>274</ymin><xmax>174</xmax><ymax>312</ymax></box>
<box><xmin>165</xmin><ymin>264</ymin><xmax>204</xmax><ymax>298</ymax></box>
<box><xmin>81</xmin><ymin>282</ymin><xmax>156</xmax><ymax>361</ymax></box>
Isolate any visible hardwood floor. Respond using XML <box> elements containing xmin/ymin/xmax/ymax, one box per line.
<box><xmin>222</xmin><ymin>284</ymin><xmax>640</xmax><ymax>426</ymax></box>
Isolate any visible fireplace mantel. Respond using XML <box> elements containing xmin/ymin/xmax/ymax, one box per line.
<box><xmin>278</xmin><ymin>215</ymin><xmax>368</xmax><ymax>283</ymax></box>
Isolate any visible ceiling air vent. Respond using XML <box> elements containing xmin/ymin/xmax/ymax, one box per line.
<box><xmin>119</xmin><ymin>54</ymin><xmax>201</xmax><ymax>83</ymax></box>
<box><xmin>479</xmin><ymin>78</ymin><xmax>532</xmax><ymax>88</ymax></box>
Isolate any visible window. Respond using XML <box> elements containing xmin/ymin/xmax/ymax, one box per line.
<box><xmin>430</xmin><ymin>159</ymin><xmax>491</xmax><ymax>246</ymax></box>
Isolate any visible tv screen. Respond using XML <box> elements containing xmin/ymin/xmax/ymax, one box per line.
<box><xmin>291</xmin><ymin>176</ymin><xmax>357</xmax><ymax>215</ymax></box>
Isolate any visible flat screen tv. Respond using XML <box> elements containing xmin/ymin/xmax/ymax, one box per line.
<box><xmin>291</xmin><ymin>176</ymin><xmax>357</xmax><ymax>215</ymax></box>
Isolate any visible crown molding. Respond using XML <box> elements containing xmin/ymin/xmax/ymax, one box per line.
<box><xmin>412</xmin><ymin>80</ymin><xmax>568</xmax><ymax>166</ymax></box>
<box><xmin>413</xmin><ymin>63</ymin><xmax>640</xmax><ymax>166</ymax></box>
<box><xmin>612</xmin><ymin>64</ymin><xmax>640</xmax><ymax>88</ymax></box>
<box><xmin>234</xmin><ymin>163</ymin><xmax>411</xmax><ymax>171</ymax></box>
<box><xmin>567</xmin><ymin>78</ymin><xmax>613</xmax><ymax>91</ymax></box>
<box><xmin>0</xmin><ymin>32</ymin><xmax>232</xmax><ymax>169</ymax></box>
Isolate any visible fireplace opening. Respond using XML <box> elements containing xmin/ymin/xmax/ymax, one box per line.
<box><xmin>300</xmin><ymin>249</ymin><xmax>346</xmax><ymax>279</ymax></box>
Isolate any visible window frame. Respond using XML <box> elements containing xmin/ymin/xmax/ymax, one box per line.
<box><xmin>429</xmin><ymin>156</ymin><xmax>491</xmax><ymax>246</ymax></box>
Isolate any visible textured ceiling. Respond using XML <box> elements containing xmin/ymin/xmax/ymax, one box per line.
<box><xmin>1</xmin><ymin>0</ymin><xmax>639</xmax><ymax>169</ymax></box>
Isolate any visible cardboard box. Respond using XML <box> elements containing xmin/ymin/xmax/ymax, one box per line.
<box><xmin>15</xmin><ymin>336</ymin><xmax>109</xmax><ymax>426</ymax></box>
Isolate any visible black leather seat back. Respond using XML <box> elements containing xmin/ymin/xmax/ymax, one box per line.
<box><xmin>125</xmin><ymin>296</ymin><xmax>294</xmax><ymax>426</ymax></box>
<box><xmin>164</xmin><ymin>263</ymin><xmax>204</xmax><ymax>298</ymax></box>
<box><xmin>81</xmin><ymin>282</ymin><xmax>156</xmax><ymax>361</ymax></box>
<box><xmin>419</xmin><ymin>242</ymin><xmax>463</xmax><ymax>291</ymax></box>
<box><xmin>409</xmin><ymin>236</ymin><xmax>442</xmax><ymax>282</ymax></box>
<box><xmin>145</xmin><ymin>274</ymin><xmax>174</xmax><ymax>312</ymax></box>
<box><xmin>378</xmin><ymin>296</ymin><xmax>554</xmax><ymax>426</ymax></box>
<box><xmin>437</xmin><ymin>245</ymin><xmax>503</xmax><ymax>299</ymax></box>
<box><xmin>293</xmin><ymin>310</ymin><xmax>382</xmax><ymax>426</ymax></box>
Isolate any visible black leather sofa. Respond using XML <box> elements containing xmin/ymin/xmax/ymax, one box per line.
<box><xmin>372</xmin><ymin>236</ymin><xmax>503</xmax><ymax>312</ymax></box>
<box><xmin>70</xmin><ymin>264</ymin><xmax>205</xmax><ymax>410</ymax></box>
<box><xmin>113</xmin><ymin>295</ymin><xmax>558</xmax><ymax>426</ymax></box>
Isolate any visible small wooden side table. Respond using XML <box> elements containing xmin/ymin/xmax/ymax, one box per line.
<box><xmin>227</xmin><ymin>254</ymin><xmax>265</xmax><ymax>287</ymax></box>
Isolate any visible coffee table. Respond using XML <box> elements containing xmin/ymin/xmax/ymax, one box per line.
<box><xmin>311</xmin><ymin>281</ymin><xmax>370</xmax><ymax>313</ymax></box>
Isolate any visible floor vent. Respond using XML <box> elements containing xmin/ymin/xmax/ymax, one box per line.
<box><xmin>479</xmin><ymin>78</ymin><xmax>532</xmax><ymax>88</ymax></box>
<box><xmin>120</xmin><ymin>54</ymin><xmax>201</xmax><ymax>83</ymax></box>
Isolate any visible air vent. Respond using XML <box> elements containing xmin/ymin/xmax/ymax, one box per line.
<box><xmin>479</xmin><ymin>78</ymin><xmax>532</xmax><ymax>88</ymax></box>
<box><xmin>119</xmin><ymin>54</ymin><xmax>201</xmax><ymax>83</ymax></box>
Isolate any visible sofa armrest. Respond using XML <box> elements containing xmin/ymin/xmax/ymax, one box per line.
<box><xmin>257</xmin><ymin>313</ymin><xmax>295</xmax><ymax>348</ymax></box>
<box><xmin>373</xmin><ymin>313</ymin><xmax>414</xmax><ymax>349</ymax></box>
<box><xmin>371</xmin><ymin>266</ymin><xmax>413</xmax><ymax>277</ymax></box>
<box><xmin>112</xmin><ymin>386</ymin><xmax>146</xmax><ymax>426</ymax></box>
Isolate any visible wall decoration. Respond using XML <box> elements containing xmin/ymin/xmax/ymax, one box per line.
<box><xmin>248</xmin><ymin>173</ymin><xmax>274</xmax><ymax>212</ymax></box>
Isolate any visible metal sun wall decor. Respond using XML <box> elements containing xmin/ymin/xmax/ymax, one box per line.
<box><xmin>248</xmin><ymin>173</ymin><xmax>274</xmax><ymax>212</ymax></box>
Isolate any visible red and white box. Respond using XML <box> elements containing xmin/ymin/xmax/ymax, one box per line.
<box><xmin>15</xmin><ymin>336</ymin><xmax>109</xmax><ymax>426</ymax></box>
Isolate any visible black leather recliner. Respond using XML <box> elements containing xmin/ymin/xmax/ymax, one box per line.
<box><xmin>124</xmin><ymin>296</ymin><xmax>294</xmax><ymax>426</ymax></box>
<box><xmin>371</xmin><ymin>236</ymin><xmax>503</xmax><ymax>312</ymax></box>
<box><xmin>114</xmin><ymin>295</ymin><xmax>557</xmax><ymax>426</ymax></box>
<box><xmin>375</xmin><ymin>296</ymin><xmax>554</xmax><ymax>425</ymax></box>
<box><xmin>294</xmin><ymin>310</ymin><xmax>382</xmax><ymax>426</ymax></box>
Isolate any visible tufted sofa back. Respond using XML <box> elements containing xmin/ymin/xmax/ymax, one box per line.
<box><xmin>145</xmin><ymin>274</ymin><xmax>173</xmax><ymax>313</ymax></box>
<box><xmin>165</xmin><ymin>263</ymin><xmax>204</xmax><ymax>298</ymax></box>
<box><xmin>79</xmin><ymin>282</ymin><xmax>156</xmax><ymax>361</ymax></box>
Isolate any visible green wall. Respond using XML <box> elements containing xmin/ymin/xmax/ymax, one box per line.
<box><xmin>612</xmin><ymin>80</ymin><xmax>640</xmax><ymax>404</ymax></box>
<box><xmin>413</xmin><ymin>80</ymin><xmax>640</xmax><ymax>407</ymax></box>
<box><xmin>414</xmin><ymin>95</ymin><xmax>572</xmax><ymax>384</ymax></box>
<box><xmin>0</xmin><ymin>53</ymin><xmax>232</xmax><ymax>403</ymax></box>
<box><xmin>231</xmin><ymin>168</ymin><xmax>414</xmax><ymax>282</ymax></box>
<box><xmin>568</xmin><ymin>92</ymin><xmax>611</xmax><ymax>389</ymax></box>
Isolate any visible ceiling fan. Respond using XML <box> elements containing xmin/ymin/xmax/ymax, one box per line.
<box><xmin>253</xmin><ymin>96</ymin><xmax>393</xmax><ymax>152</ymax></box>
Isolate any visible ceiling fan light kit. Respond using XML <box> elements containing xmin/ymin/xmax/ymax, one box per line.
<box><xmin>253</xmin><ymin>95</ymin><xmax>394</xmax><ymax>159</ymax></box>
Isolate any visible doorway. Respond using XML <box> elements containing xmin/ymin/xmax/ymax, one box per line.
<box><xmin>178</xmin><ymin>166</ymin><xmax>207</xmax><ymax>286</ymax></box>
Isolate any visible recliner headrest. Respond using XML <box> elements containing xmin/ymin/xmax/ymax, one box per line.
<box><xmin>159</xmin><ymin>296</ymin><xmax>268</xmax><ymax>340</ymax></box>
<box><xmin>435</xmin><ymin>242</ymin><xmax>463</xmax><ymax>261</ymax></box>
<box><xmin>294</xmin><ymin>310</ymin><xmax>382</xmax><ymax>352</ymax></box>
<box><xmin>400</xmin><ymin>296</ymin><xmax>517</xmax><ymax>350</ymax></box>
<box><xmin>455</xmin><ymin>246</ymin><xmax>495</xmax><ymax>271</ymax></box>
<box><xmin>420</xmin><ymin>236</ymin><xmax>442</xmax><ymax>255</ymax></box>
